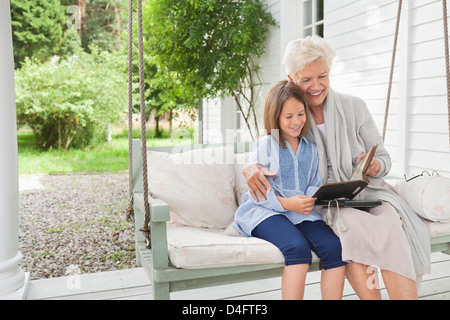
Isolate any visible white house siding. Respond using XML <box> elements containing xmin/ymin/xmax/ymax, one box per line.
<box><xmin>325</xmin><ymin>0</ymin><xmax>450</xmax><ymax>178</ymax></box>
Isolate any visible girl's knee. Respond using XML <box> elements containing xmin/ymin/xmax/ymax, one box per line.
<box><xmin>282</xmin><ymin>238</ymin><xmax>312</xmax><ymax>266</ymax></box>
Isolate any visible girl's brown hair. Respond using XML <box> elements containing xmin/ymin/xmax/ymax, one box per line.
<box><xmin>263</xmin><ymin>80</ymin><xmax>310</xmax><ymax>149</ymax></box>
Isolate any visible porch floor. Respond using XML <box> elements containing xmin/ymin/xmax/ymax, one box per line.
<box><xmin>25</xmin><ymin>252</ymin><xmax>450</xmax><ymax>300</ymax></box>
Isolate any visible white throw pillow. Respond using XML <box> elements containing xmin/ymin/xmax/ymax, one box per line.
<box><xmin>395</xmin><ymin>176</ymin><xmax>450</xmax><ymax>222</ymax></box>
<box><xmin>147</xmin><ymin>147</ymin><xmax>237</xmax><ymax>229</ymax></box>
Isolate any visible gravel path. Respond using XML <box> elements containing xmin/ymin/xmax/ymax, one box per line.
<box><xmin>19</xmin><ymin>172</ymin><xmax>137</xmax><ymax>280</ymax></box>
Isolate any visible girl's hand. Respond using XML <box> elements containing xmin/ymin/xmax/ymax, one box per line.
<box><xmin>356</xmin><ymin>153</ymin><xmax>381</xmax><ymax>177</ymax></box>
<box><xmin>281</xmin><ymin>195</ymin><xmax>317</xmax><ymax>215</ymax></box>
<box><xmin>291</xmin><ymin>195</ymin><xmax>317</xmax><ymax>215</ymax></box>
<box><xmin>243</xmin><ymin>164</ymin><xmax>277</xmax><ymax>201</ymax></box>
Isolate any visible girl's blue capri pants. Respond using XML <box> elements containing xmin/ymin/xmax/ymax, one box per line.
<box><xmin>252</xmin><ymin>215</ymin><xmax>346</xmax><ymax>270</ymax></box>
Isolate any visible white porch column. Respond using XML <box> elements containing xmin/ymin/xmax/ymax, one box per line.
<box><xmin>0</xmin><ymin>0</ymin><xmax>29</xmax><ymax>299</ymax></box>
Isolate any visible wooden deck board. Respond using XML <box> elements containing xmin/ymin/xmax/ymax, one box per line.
<box><xmin>26</xmin><ymin>252</ymin><xmax>450</xmax><ymax>300</ymax></box>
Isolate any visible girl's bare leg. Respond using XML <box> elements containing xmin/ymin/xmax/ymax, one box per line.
<box><xmin>321</xmin><ymin>265</ymin><xmax>346</xmax><ymax>300</ymax></box>
<box><xmin>282</xmin><ymin>264</ymin><xmax>309</xmax><ymax>300</ymax></box>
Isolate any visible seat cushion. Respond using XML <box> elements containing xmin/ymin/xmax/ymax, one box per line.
<box><xmin>166</xmin><ymin>223</ymin><xmax>319</xmax><ymax>269</ymax></box>
<box><xmin>426</xmin><ymin>220</ymin><xmax>450</xmax><ymax>238</ymax></box>
<box><xmin>166</xmin><ymin>221</ymin><xmax>450</xmax><ymax>270</ymax></box>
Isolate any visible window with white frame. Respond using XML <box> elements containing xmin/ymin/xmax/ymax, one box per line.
<box><xmin>303</xmin><ymin>0</ymin><xmax>324</xmax><ymax>37</ymax></box>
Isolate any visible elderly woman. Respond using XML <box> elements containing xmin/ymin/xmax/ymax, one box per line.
<box><xmin>244</xmin><ymin>36</ymin><xmax>431</xmax><ymax>300</ymax></box>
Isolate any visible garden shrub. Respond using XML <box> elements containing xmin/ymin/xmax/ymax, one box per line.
<box><xmin>15</xmin><ymin>48</ymin><xmax>127</xmax><ymax>150</ymax></box>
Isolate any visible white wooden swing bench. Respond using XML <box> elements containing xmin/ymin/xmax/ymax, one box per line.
<box><xmin>126</xmin><ymin>0</ymin><xmax>450</xmax><ymax>300</ymax></box>
<box><xmin>131</xmin><ymin>139</ymin><xmax>450</xmax><ymax>300</ymax></box>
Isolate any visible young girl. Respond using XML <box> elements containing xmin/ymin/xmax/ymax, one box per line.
<box><xmin>233</xmin><ymin>80</ymin><xmax>346</xmax><ymax>300</ymax></box>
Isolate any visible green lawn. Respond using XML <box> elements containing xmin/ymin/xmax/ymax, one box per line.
<box><xmin>18</xmin><ymin>127</ymin><xmax>195</xmax><ymax>174</ymax></box>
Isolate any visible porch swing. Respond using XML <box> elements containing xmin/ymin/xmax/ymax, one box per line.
<box><xmin>126</xmin><ymin>0</ymin><xmax>450</xmax><ymax>300</ymax></box>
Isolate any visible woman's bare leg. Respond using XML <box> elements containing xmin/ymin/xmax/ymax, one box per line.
<box><xmin>346</xmin><ymin>262</ymin><xmax>418</xmax><ymax>300</ymax></box>
<box><xmin>345</xmin><ymin>262</ymin><xmax>382</xmax><ymax>300</ymax></box>
<box><xmin>381</xmin><ymin>269</ymin><xmax>418</xmax><ymax>300</ymax></box>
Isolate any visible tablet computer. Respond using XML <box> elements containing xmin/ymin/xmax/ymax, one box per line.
<box><xmin>316</xmin><ymin>199</ymin><xmax>382</xmax><ymax>208</ymax></box>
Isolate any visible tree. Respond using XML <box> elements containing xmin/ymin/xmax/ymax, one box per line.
<box><xmin>126</xmin><ymin>2</ymin><xmax>200</xmax><ymax>139</ymax></box>
<box><xmin>10</xmin><ymin>0</ymin><xmax>127</xmax><ymax>68</ymax></box>
<box><xmin>143</xmin><ymin>0</ymin><xmax>276</xmax><ymax>140</ymax></box>
<box><xmin>145</xmin><ymin>58</ymin><xmax>195</xmax><ymax>138</ymax></box>
<box><xmin>75</xmin><ymin>0</ymin><xmax>126</xmax><ymax>53</ymax></box>
<box><xmin>10</xmin><ymin>0</ymin><xmax>67</xmax><ymax>68</ymax></box>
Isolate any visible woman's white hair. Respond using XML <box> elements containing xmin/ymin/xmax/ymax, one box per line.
<box><xmin>282</xmin><ymin>35</ymin><xmax>335</xmax><ymax>82</ymax></box>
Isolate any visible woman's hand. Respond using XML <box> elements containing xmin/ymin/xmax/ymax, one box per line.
<box><xmin>279</xmin><ymin>195</ymin><xmax>317</xmax><ymax>215</ymax></box>
<box><xmin>356</xmin><ymin>153</ymin><xmax>381</xmax><ymax>177</ymax></box>
<box><xmin>242</xmin><ymin>164</ymin><xmax>276</xmax><ymax>201</ymax></box>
